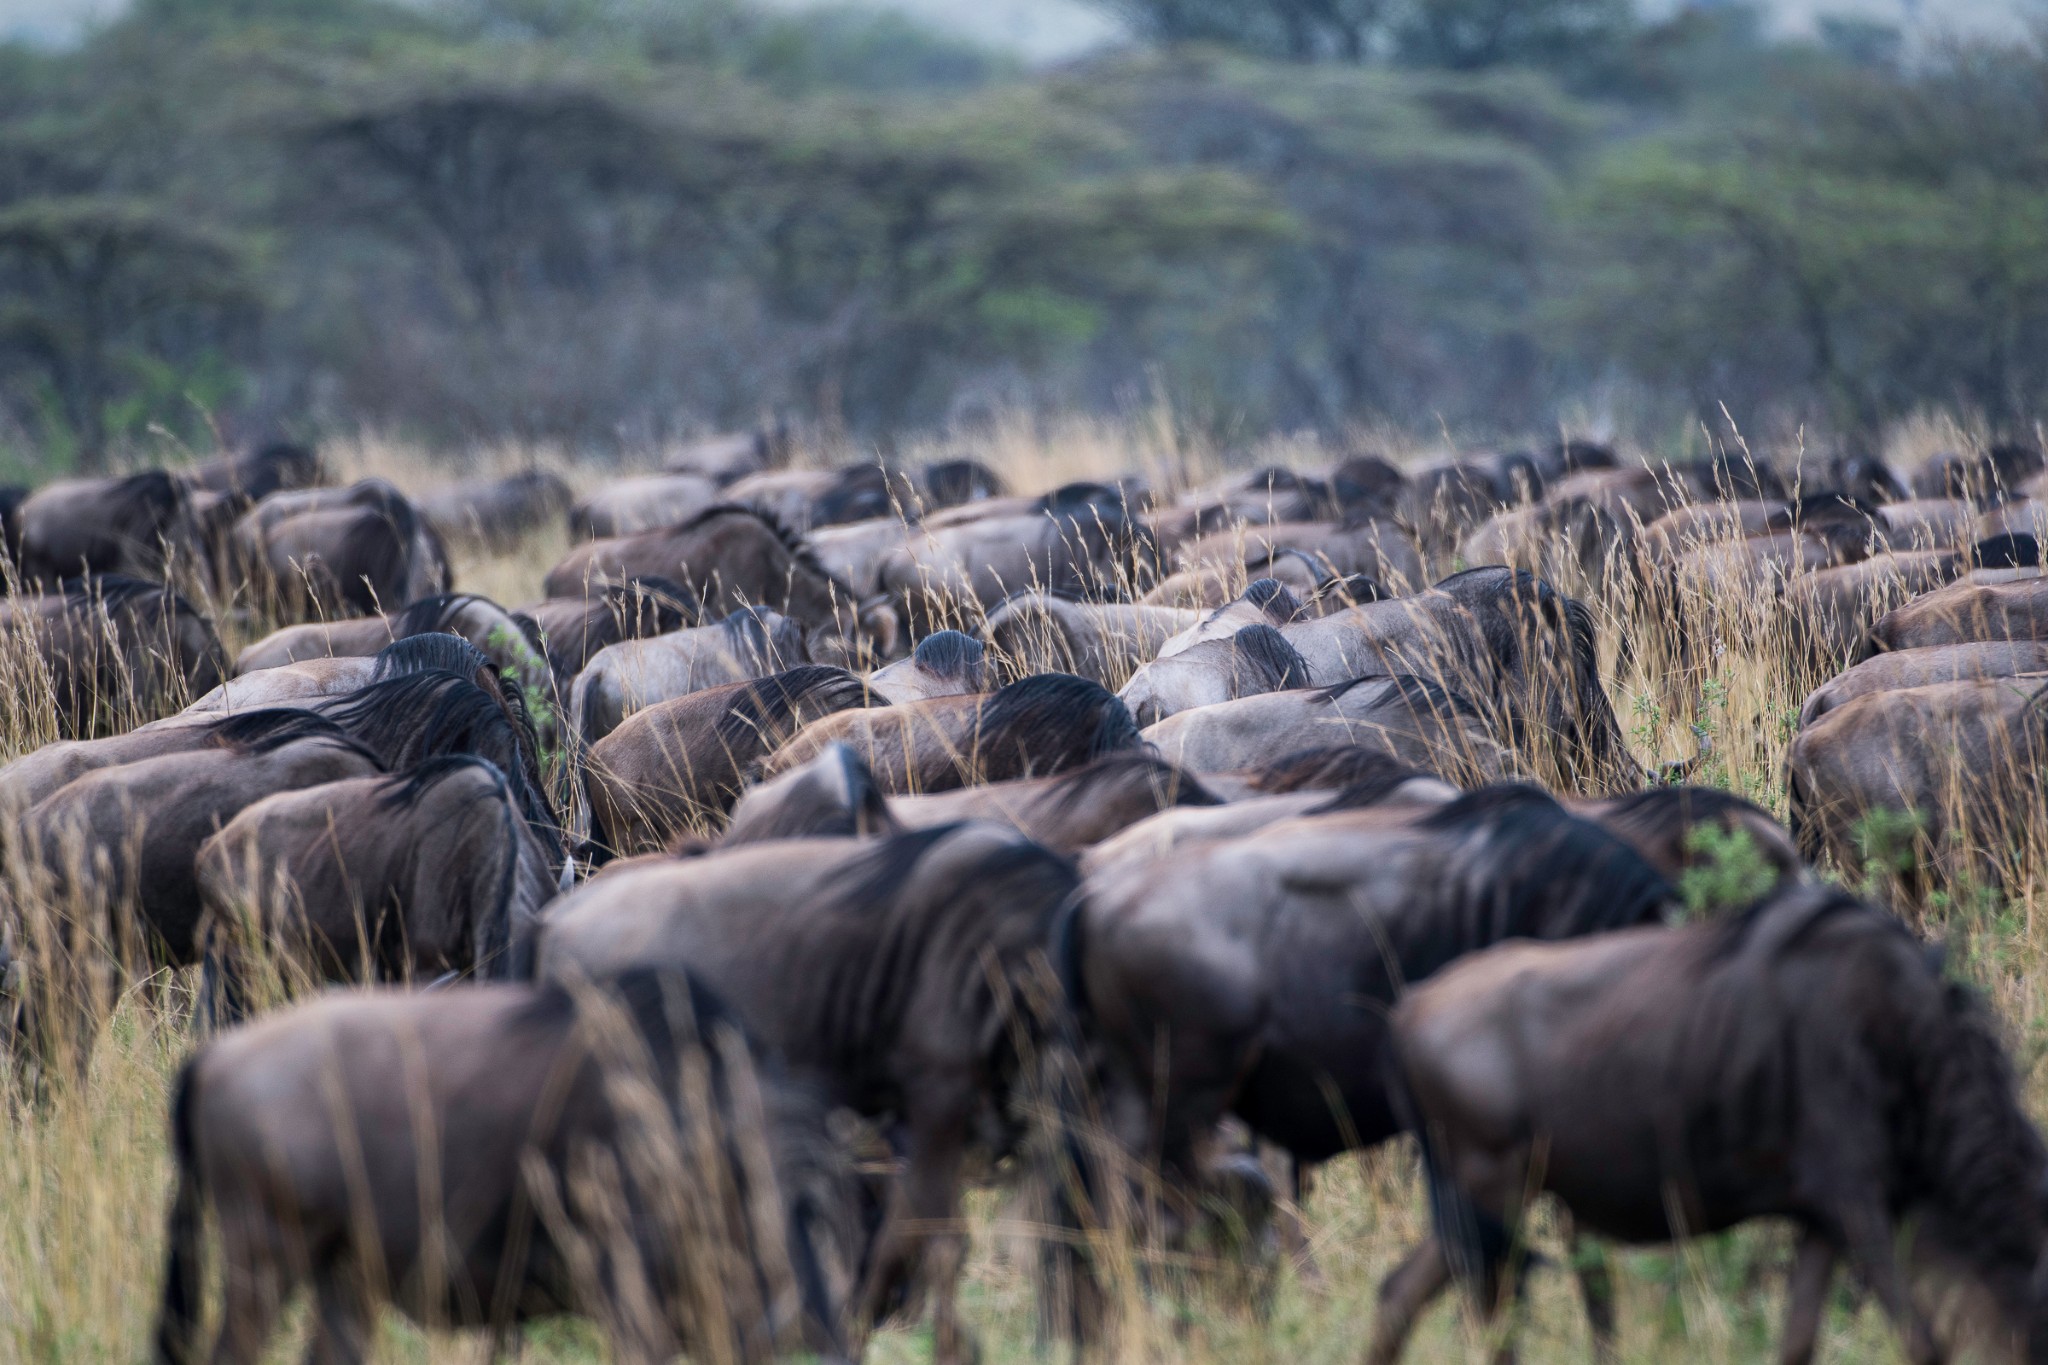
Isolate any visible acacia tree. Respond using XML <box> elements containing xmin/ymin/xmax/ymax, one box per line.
<box><xmin>0</xmin><ymin>195</ymin><xmax>254</xmax><ymax>470</ymax></box>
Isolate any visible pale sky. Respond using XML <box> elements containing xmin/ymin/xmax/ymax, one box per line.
<box><xmin>0</xmin><ymin>0</ymin><xmax>2031</xmax><ymax>53</ymax></box>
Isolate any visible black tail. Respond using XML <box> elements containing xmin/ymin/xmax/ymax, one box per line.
<box><xmin>1386</xmin><ymin>1041</ymin><xmax>1516</xmax><ymax>1311</ymax></box>
<box><xmin>153</xmin><ymin>1060</ymin><xmax>206</xmax><ymax>1365</ymax></box>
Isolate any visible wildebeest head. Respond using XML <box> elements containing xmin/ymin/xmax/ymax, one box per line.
<box><xmin>723</xmin><ymin>742</ymin><xmax>902</xmax><ymax>846</ymax></box>
<box><xmin>1119</xmin><ymin>623</ymin><xmax>1313</xmax><ymax>726</ymax></box>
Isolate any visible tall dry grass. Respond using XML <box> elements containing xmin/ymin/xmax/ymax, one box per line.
<box><xmin>0</xmin><ymin>417</ymin><xmax>2042</xmax><ymax>1362</ymax></box>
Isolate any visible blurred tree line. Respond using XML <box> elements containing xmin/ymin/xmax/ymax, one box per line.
<box><xmin>0</xmin><ymin>0</ymin><xmax>2044</xmax><ymax>469</ymax></box>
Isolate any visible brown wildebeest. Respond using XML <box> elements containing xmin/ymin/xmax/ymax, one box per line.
<box><xmin>1784</xmin><ymin>533</ymin><xmax>2038</xmax><ymax>669</ymax></box>
<box><xmin>866</xmin><ymin>630</ymin><xmax>986</xmax><ymax>703</ymax></box>
<box><xmin>1141</xmin><ymin>551</ymin><xmax>1382</xmax><ymax>611</ymax></box>
<box><xmin>920</xmin><ymin>458</ymin><xmax>1004</xmax><ymax>510</ymax></box>
<box><xmin>721</xmin><ymin>743</ymin><xmax>903</xmax><ymax>846</ymax></box>
<box><xmin>1866</xmin><ymin>574</ymin><xmax>2048</xmax><ymax>655</ymax></box>
<box><xmin>419</xmin><ymin>469</ymin><xmax>574</xmax><ymax>550</ymax></box>
<box><xmin>585</xmin><ymin>666</ymin><xmax>880</xmax><ymax>857</ymax></box>
<box><xmin>887</xmin><ymin>751</ymin><xmax>1222</xmax><ymax>853</ymax></box>
<box><xmin>1117</xmin><ymin>624</ymin><xmax>1314</xmax><ymax>726</ymax></box>
<box><xmin>1240</xmin><ymin>743</ymin><xmax>1454</xmax><ymax>797</ymax></box>
<box><xmin>569</xmin><ymin>606</ymin><xmax>809</xmax><ymax>747</ymax></box>
<box><xmin>876</xmin><ymin>492</ymin><xmax>1158</xmax><ymax>628</ymax></box>
<box><xmin>1913</xmin><ymin>441</ymin><xmax>2044</xmax><ymax>500</ymax></box>
<box><xmin>0</xmin><ymin>575</ymin><xmax>227</xmax><ymax>735</ymax></box>
<box><xmin>1177</xmin><ymin>517</ymin><xmax>1425</xmax><ymax>595</ymax></box>
<box><xmin>1459</xmin><ymin>496</ymin><xmax>1628</xmax><ymax>596</ymax></box>
<box><xmin>1786</xmin><ymin>676</ymin><xmax>2048</xmax><ymax>892</ymax></box>
<box><xmin>762</xmin><ymin>671</ymin><xmax>1142</xmax><ymax>795</ymax></box>
<box><xmin>1877</xmin><ymin>497</ymin><xmax>1979</xmax><ymax>549</ymax></box>
<box><xmin>660</xmin><ymin>424</ymin><xmax>791</xmax><ymax>481</ymax></box>
<box><xmin>570</xmin><ymin>471</ymin><xmax>721</xmax><ymax>539</ymax></box>
<box><xmin>1153</xmin><ymin>578</ymin><xmax>1306</xmax><ymax>657</ymax></box>
<box><xmin>154</xmin><ymin>969</ymin><xmax>868</xmax><ymax>1365</ymax></box>
<box><xmin>1568</xmin><ymin>785</ymin><xmax>1805</xmax><ymax>893</ymax></box>
<box><xmin>982</xmin><ymin>592</ymin><xmax>1198</xmax><ymax>687</ymax></box>
<box><xmin>537</xmin><ymin>823</ymin><xmax>1084</xmax><ymax>1365</ymax></box>
<box><xmin>232</xmin><ymin>479</ymin><xmax>449</xmax><ymax>619</ymax></box>
<box><xmin>1367</xmin><ymin>886</ymin><xmax>2048</xmax><ymax>1365</ymax></box>
<box><xmin>521</xmin><ymin>576</ymin><xmax>699</xmax><ymax>681</ymax></box>
<box><xmin>543</xmin><ymin>504</ymin><xmax>896</xmax><ymax>664</ymax></box>
<box><xmin>1141</xmin><ymin>674</ymin><xmax>1513</xmax><ymax>786</ymax></box>
<box><xmin>195</xmin><ymin>756</ymin><xmax>561</xmax><ymax>1013</ymax></box>
<box><xmin>1799</xmin><ymin>641</ymin><xmax>2048</xmax><ymax>728</ymax></box>
<box><xmin>12</xmin><ymin>469</ymin><xmax>198</xmax><ymax>586</ymax></box>
<box><xmin>1279</xmin><ymin>567</ymin><xmax>1657</xmax><ymax>790</ymax></box>
<box><xmin>1635</xmin><ymin>499</ymin><xmax>1789</xmax><ymax>565</ymax></box>
<box><xmin>727</xmin><ymin>464</ymin><xmax>916</xmax><ymax>531</ymax></box>
<box><xmin>809</xmin><ymin>516</ymin><xmax>920</xmax><ymax>599</ymax></box>
<box><xmin>1075</xmin><ymin>786</ymin><xmax>1676</xmax><ymax>1192</ymax></box>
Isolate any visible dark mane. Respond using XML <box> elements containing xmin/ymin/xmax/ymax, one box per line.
<box><xmin>1970</xmin><ymin>532</ymin><xmax>2039</xmax><ymax>570</ymax></box>
<box><xmin>1248</xmin><ymin>744</ymin><xmax>1439</xmax><ymax>794</ymax></box>
<box><xmin>1704</xmin><ymin>883</ymin><xmax>1873</xmax><ymax>964</ymax></box>
<box><xmin>1313</xmin><ymin>570</ymin><xmax>1389</xmax><ymax>606</ymax></box>
<box><xmin>714</xmin><ymin>666</ymin><xmax>878</xmax><ymax>752</ymax></box>
<box><xmin>1417</xmin><ymin>783</ymin><xmax>1675</xmax><ymax>939</ymax></box>
<box><xmin>821</xmin><ymin>824</ymin><xmax>965</xmax><ymax>919</ymax></box>
<box><xmin>116</xmin><ymin>468</ymin><xmax>185</xmax><ymax>508</ymax></box>
<box><xmin>371</xmin><ymin>631</ymin><xmax>490</xmax><ymax>681</ymax></box>
<box><xmin>1230</xmin><ymin>624</ymin><xmax>1313</xmax><ymax>691</ymax></box>
<box><xmin>205</xmin><ymin>707</ymin><xmax>382</xmax><ymax>762</ymax></box>
<box><xmin>388</xmin><ymin>592</ymin><xmax>489</xmax><ymax>639</ymax></box>
<box><xmin>1307</xmin><ymin>758</ymin><xmax>1444</xmax><ymax>812</ymax></box>
<box><xmin>1596</xmin><ymin>784</ymin><xmax>1776</xmax><ymax>829</ymax></box>
<box><xmin>1315</xmin><ymin>671</ymin><xmax>1482</xmax><ymax>719</ymax></box>
<box><xmin>1236</xmin><ymin>578</ymin><xmax>1305</xmax><ymax>624</ymax></box>
<box><xmin>375</xmin><ymin>752</ymin><xmax>504</xmax><ymax>812</ymax></box>
<box><xmin>1042</xmin><ymin>751</ymin><xmax>1222</xmax><ymax>809</ymax></box>
<box><xmin>61</xmin><ymin>573</ymin><xmax>178</xmax><ymax>613</ymax></box>
<box><xmin>910</xmin><ymin>630</ymin><xmax>985</xmax><ymax>684</ymax></box>
<box><xmin>977</xmin><ymin>672</ymin><xmax>1142</xmax><ymax>776</ymax></box>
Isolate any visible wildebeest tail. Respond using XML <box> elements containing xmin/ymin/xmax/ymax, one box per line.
<box><xmin>153</xmin><ymin>1058</ymin><xmax>206</xmax><ymax>1365</ymax></box>
<box><xmin>1385</xmin><ymin>1039</ymin><xmax>1518</xmax><ymax>1306</ymax></box>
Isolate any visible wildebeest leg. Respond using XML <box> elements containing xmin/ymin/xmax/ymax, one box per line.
<box><xmin>1362</xmin><ymin>1234</ymin><xmax>1451</xmax><ymax>1365</ymax></box>
<box><xmin>302</xmin><ymin>1268</ymin><xmax>374</xmax><ymax>1365</ymax></box>
<box><xmin>1563</xmin><ymin>1218</ymin><xmax>1615</xmax><ymax>1364</ymax></box>
<box><xmin>210</xmin><ymin>1238</ymin><xmax>295</xmax><ymax>1365</ymax></box>
<box><xmin>1279</xmin><ymin>1154</ymin><xmax>1324</xmax><ymax>1287</ymax></box>
<box><xmin>1838</xmin><ymin>1204</ymin><xmax>1939</xmax><ymax>1365</ymax></box>
<box><xmin>859</xmin><ymin>1107</ymin><xmax>976</xmax><ymax>1365</ymax></box>
<box><xmin>1777</xmin><ymin>1228</ymin><xmax>1836</xmax><ymax>1365</ymax></box>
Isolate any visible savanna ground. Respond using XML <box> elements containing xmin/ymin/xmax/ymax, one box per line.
<box><xmin>2</xmin><ymin>412</ymin><xmax>2039</xmax><ymax>1364</ymax></box>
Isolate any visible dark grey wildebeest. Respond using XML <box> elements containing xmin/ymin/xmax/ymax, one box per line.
<box><xmin>1368</xmin><ymin>886</ymin><xmax>2048</xmax><ymax>1365</ymax></box>
<box><xmin>154</xmin><ymin>969</ymin><xmax>870</xmax><ymax>1365</ymax></box>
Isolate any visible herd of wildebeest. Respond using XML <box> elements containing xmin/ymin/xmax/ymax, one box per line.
<box><xmin>11</xmin><ymin>430</ymin><xmax>2048</xmax><ymax>1363</ymax></box>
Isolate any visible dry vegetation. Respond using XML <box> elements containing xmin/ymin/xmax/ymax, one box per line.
<box><xmin>2</xmin><ymin>414</ymin><xmax>2041</xmax><ymax>1365</ymax></box>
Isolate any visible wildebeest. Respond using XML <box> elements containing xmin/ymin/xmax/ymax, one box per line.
<box><xmin>1075</xmin><ymin>786</ymin><xmax>1676</xmax><ymax>1189</ymax></box>
<box><xmin>876</xmin><ymin>493</ymin><xmax>1158</xmax><ymax>630</ymax></box>
<box><xmin>721</xmin><ymin>744</ymin><xmax>903</xmax><ymax>846</ymax></box>
<box><xmin>570</xmin><ymin>607</ymin><xmax>810</xmax><ymax>747</ymax></box>
<box><xmin>1912</xmin><ymin>442</ymin><xmax>2045</xmax><ymax>501</ymax></box>
<box><xmin>981</xmin><ymin>592</ymin><xmax>1197</xmax><ymax>687</ymax></box>
<box><xmin>660</xmin><ymin>424</ymin><xmax>792</xmax><ymax>482</ymax></box>
<box><xmin>866</xmin><ymin>630</ymin><xmax>986</xmax><ymax>703</ymax></box>
<box><xmin>1785</xmin><ymin>533</ymin><xmax>2039</xmax><ymax>669</ymax></box>
<box><xmin>1117</xmin><ymin>623</ymin><xmax>1313</xmax><ymax>726</ymax></box>
<box><xmin>920</xmin><ymin>458</ymin><xmax>1005</xmax><ymax>510</ymax></box>
<box><xmin>585</xmin><ymin>666</ymin><xmax>880</xmax><ymax>856</ymax></box>
<box><xmin>1367</xmin><ymin>886</ymin><xmax>2048</xmax><ymax>1365</ymax></box>
<box><xmin>1177</xmin><ymin>518</ymin><xmax>1425</xmax><ymax>596</ymax></box>
<box><xmin>1279</xmin><ymin>567</ymin><xmax>1654</xmax><ymax>789</ymax></box>
<box><xmin>569</xmin><ymin>471</ymin><xmax>720</xmax><ymax>539</ymax></box>
<box><xmin>1141</xmin><ymin>674</ymin><xmax>1514</xmax><ymax>786</ymax></box>
<box><xmin>419</xmin><ymin>469</ymin><xmax>574</xmax><ymax>550</ymax></box>
<box><xmin>195</xmin><ymin>755</ymin><xmax>561</xmax><ymax>1012</ymax></box>
<box><xmin>184</xmin><ymin>441</ymin><xmax>324</xmax><ymax>502</ymax></box>
<box><xmin>1786</xmin><ymin>676</ymin><xmax>2048</xmax><ymax>892</ymax></box>
<box><xmin>231</xmin><ymin>479</ymin><xmax>449</xmax><ymax>619</ymax></box>
<box><xmin>762</xmin><ymin>671</ymin><xmax>1142</xmax><ymax>795</ymax></box>
<box><xmin>154</xmin><ymin>969</ymin><xmax>867</xmax><ymax>1365</ymax></box>
<box><xmin>1569</xmin><ymin>784</ymin><xmax>1805</xmax><ymax>894</ymax></box>
<box><xmin>544</xmin><ymin>505</ymin><xmax>896</xmax><ymax>663</ymax></box>
<box><xmin>538</xmin><ymin>824</ymin><xmax>1084</xmax><ymax>1364</ymax></box>
<box><xmin>1153</xmin><ymin>578</ymin><xmax>1305</xmax><ymax>657</ymax></box>
<box><xmin>1865</xmin><ymin>574</ymin><xmax>2048</xmax><ymax>656</ymax></box>
<box><xmin>521</xmin><ymin>576</ymin><xmax>699</xmax><ymax>681</ymax></box>
<box><xmin>726</xmin><ymin>464</ymin><xmax>916</xmax><ymax>531</ymax></box>
<box><xmin>1799</xmin><ymin>641</ymin><xmax>2048</xmax><ymax>728</ymax></box>
<box><xmin>1459</xmin><ymin>495</ymin><xmax>1628</xmax><ymax>596</ymax></box>
<box><xmin>12</xmin><ymin>469</ymin><xmax>198</xmax><ymax>587</ymax></box>
<box><xmin>184</xmin><ymin>632</ymin><xmax>502</xmax><ymax>717</ymax></box>
<box><xmin>887</xmin><ymin>751</ymin><xmax>1222</xmax><ymax>853</ymax></box>
<box><xmin>0</xmin><ymin>575</ymin><xmax>227</xmax><ymax>735</ymax></box>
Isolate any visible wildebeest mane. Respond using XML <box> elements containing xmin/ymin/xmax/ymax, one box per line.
<box><xmin>1969</xmin><ymin>531</ymin><xmax>2040</xmax><ymax>570</ymax></box>
<box><xmin>1597</xmin><ymin>785</ymin><xmax>1780</xmax><ymax>848</ymax></box>
<box><xmin>1416</xmin><ymin>783</ymin><xmax>1675</xmax><ymax>942</ymax></box>
<box><xmin>1248</xmin><ymin>744</ymin><xmax>1439</xmax><ymax>794</ymax></box>
<box><xmin>387</xmin><ymin>592</ymin><xmax>487</xmax><ymax>639</ymax></box>
<box><xmin>205</xmin><ymin>707</ymin><xmax>383</xmax><ymax>763</ymax></box>
<box><xmin>1313</xmin><ymin>570</ymin><xmax>1389</xmax><ymax>606</ymax></box>
<box><xmin>1313</xmin><ymin>671</ymin><xmax>1482</xmax><ymax>718</ymax></box>
<box><xmin>977</xmin><ymin>672</ymin><xmax>1142</xmax><ymax>774</ymax></box>
<box><xmin>910</xmin><ymin>629</ymin><xmax>985</xmax><ymax>683</ymax></box>
<box><xmin>1230</xmin><ymin>624</ymin><xmax>1313</xmax><ymax>691</ymax></box>
<box><xmin>370</xmin><ymin>630</ymin><xmax>490</xmax><ymax>681</ymax></box>
<box><xmin>1306</xmin><ymin>758</ymin><xmax>1443</xmax><ymax>813</ymax></box>
<box><xmin>1041</xmin><ymin>751</ymin><xmax>1223</xmax><ymax>809</ymax></box>
<box><xmin>713</xmin><ymin>665</ymin><xmax>877</xmax><ymax>752</ymax></box>
<box><xmin>820</xmin><ymin>824</ymin><xmax>965</xmax><ymax>921</ymax></box>
<box><xmin>375</xmin><ymin>752</ymin><xmax>533</xmax><ymax>976</ymax></box>
<box><xmin>374</xmin><ymin>751</ymin><xmax>504</xmax><ymax>813</ymax></box>
<box><xmin>60</xmin><ymin>573</ymin><xmax>176</xmax><ymax>613</ymax></box>
<box><xmin>1236</xmin><ymin>578</ymin><xmax>1305</xmax><ymax>624</ymax></box>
